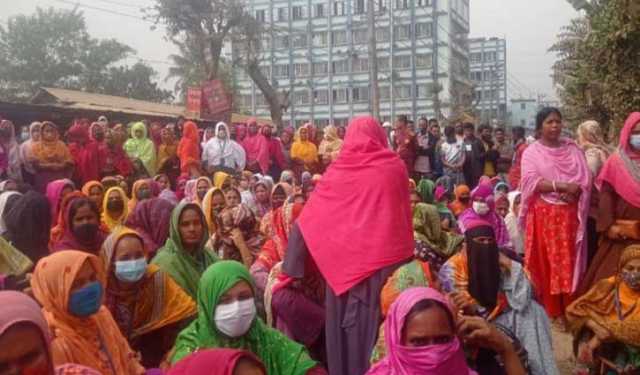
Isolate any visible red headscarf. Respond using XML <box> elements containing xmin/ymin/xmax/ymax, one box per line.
<box><xmin>168</xmin><ymin>349</ymin><xmax>265</xmax><ymax>375</ymax></box>
<box><xmin>596</xmin><ymin>112</ymin><xmax>640</xmax><ymax>208</ymax></box>
<box><xmin>297</xmin><ymin>116</ymin><xmax>414</xmax><ymax>295</ymax></box>
<box><xmin>178</xmin><ymin>121</ymin><xmax>201</xmax><ymax>173</ymax></box>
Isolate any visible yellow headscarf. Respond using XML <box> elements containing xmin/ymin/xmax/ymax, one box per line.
<box><xmin>201</xmin><ymin>187</ymin><xmax>227</xmax><ymax>235</ymax></box>
<box><xmin>213</xmin><ymin>172</ymin><xmax>232</xmax><ymax>190</ymax></box>
<box><xmin>291</xmin><ymin>126</ymin><xmax>318</xmax><ymax>166</ymax></box>
<box><xmin>101</xmin><ymin>187</ymin><xmax>129</xmax><ymax>231</ymax></box>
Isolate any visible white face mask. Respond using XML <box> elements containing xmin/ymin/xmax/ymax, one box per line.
<box><xmin>630</xmin><ymin>134</ymin><xmax>640</xmax><ymax>150</ymax></box>
<box><xmin>214</xmin><ymin>298</ymin><xmax>256</xmax><ymax>337</ymax></box>
<box><xmin>114</xmin><ymin>258</ymin><xmax>147</xmax><ymax>283</ymax></box>
<box><xmin>473</xmin><ymin>201</ymin><xmax>490</xmax><ymax>216</ymax></box>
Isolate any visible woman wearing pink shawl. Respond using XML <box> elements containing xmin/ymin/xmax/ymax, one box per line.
<box><xmin>457</xmin><ymin>182</ymin><xmax>511</xmax><ymax>248</ymax></box>
<box><xmin>576</xmin><ymin>112</ymin><xmax>640</xmax><ymax>296</ymax></box>
<box><xmin>46</xmin><ymin>179</ymin><xmax>75</xmax><ymax>225</ymax></box>
<box><xmin>519</xmin><ymin>107</ymin><xmax>591</xmax><ymax>318</ymax></box>
<box><xmin>366</xmin><ymin>287</ymin><xmax>476</xmax><ymax>375</ymax></box>
<box><xmin>241</xmin><ymin>118</ymin><xmax>266</xmax><ymax>173</ymax></box>
<box><xmin>293</xmin><ymin>116</ymin><xmax>414</xmax><ymax>375</ymax></box>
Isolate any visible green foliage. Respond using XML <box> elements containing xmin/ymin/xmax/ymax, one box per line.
<box><xmin>0</xmin><ymin>7</ymin><xmax>173</xmax><ymax>103</ymax></box>
<box><xmin>552</xmin><ymin>0</ymin><xmax>640</xmax><ymax>137</ymax></box>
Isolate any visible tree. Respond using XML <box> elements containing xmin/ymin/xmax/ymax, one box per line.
<box><xmin>0</xmin><ymin>7</ymin><xmax>172</xmax><ymax>103</ymax></box>
<box><xmin>551</xmin><ymin>0</ymin><xmax>640</xmax><ymax>137</ymax></box>
<box><xmin>232</xmin><ymin>17</ymin><xmax>290</xmax><ymax>128</ymax></box>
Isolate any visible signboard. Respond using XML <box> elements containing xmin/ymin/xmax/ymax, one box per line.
<box><xmin>201</xmin><ymin>80</ymin><xmax>232</xmax><ymax>119</ymax></box>
<box><xmin>185</xmin><ymin>87</ymin><xmax>202</xmax><ymax>118</ymax></box>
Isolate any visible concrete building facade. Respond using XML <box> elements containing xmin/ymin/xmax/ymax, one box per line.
<box><xmin>231</xmin><ymin>0</ymin><xmax>470</xmax><ymax>128</ymax></box>
<box><xmin>510</xmin><ymin>98</ymin><xmax>538</xmax><ymax>133</ymax></box>
<box><xmin>469</xmin><ymin>37</ymin><xmax>507</xmax><ymax>124</ymax></box>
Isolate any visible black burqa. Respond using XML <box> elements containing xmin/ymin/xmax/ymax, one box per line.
<box><xmin>3</xmin><ymin>191</ymin><xmax>51</xmax><ymax>263</ymax></box>
<box><xmin>464</xmin><ymin>224</ymin><xmax>501</xmax><ymax>311</ymax></box>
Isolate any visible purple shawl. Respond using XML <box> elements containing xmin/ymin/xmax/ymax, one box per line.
<box><xmin>125</xmin><ymin>197</ymin><xmax>174</xmax><ymax>254</ymax></box>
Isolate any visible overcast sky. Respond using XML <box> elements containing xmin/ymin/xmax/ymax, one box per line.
<box><xmin>1</xmin><ymin>0</ymin><xmax>578</xmax><ymax>100</ymax></box>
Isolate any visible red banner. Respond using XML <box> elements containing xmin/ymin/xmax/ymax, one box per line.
<box><xmin>201</xmin><ymin>80</ymin><xmax>232</xmax><ymax>119</ymax></box>
<box><xmin>185</xmin><ymin>87</ymin><xmax>202</xmax><ymax>118</ymax></box>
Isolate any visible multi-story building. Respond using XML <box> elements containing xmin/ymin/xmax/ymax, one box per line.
<box><xmin>509</xmin><ymin>98</ymin><xmax>538</xmax><ymax>133</ymax></box>
<box><xmin>469</xmin><ymin>37</ymin><xmax>507</xmax><ymax>124</ymax></box>
<box><xmin>231</xmin><ymin>0</ymin><xmax>470</xmax><ymax>128</ymax></box>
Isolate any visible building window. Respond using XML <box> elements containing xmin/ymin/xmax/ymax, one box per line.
<box><xmin>394</xmin><ymin>55</ymin><xmax>411</xmax><ymax>69</ymax></box>
<box><xmin>261</xmin><ymin>37</ymin><xmax>271</xmax><ymax>51</ymax></box>
<box><xmin>292</xmin><ymin>34</ymin><xmax>307</xmax><ymax>48</ymax></box>
<box><xmin>255</xmin><ymin>94</ymin><xmax>266</xmax><ymax>106</ymax></box>
<box><xmin>520</xmin><ymin>103</ymin><xmax>526</xmax><ymax>110</ymax></box>
<box><xmin>313</xmin><ymin>62</ymin><xmax>329</xmax><ymax>75</ymax></box>
<box><xmin>416</xmin><ymin>85</ymin><xmax>431</xmax><ymax>98</ymax></box>
<box><xmin>314</xmin><ymin>89</ymin><xmax>329</xmax><ymax>104</ymax></box>
<box><xmin>415</xmin><ymin>54</ymin><xmax>433</xmax><ymax>68</ymax></box>
<box><xmin>394</xmin><ymin>25</ymin><xmax>411</xmax><ymax>41</ymax></box>
<box><xmin>484</xmin><ymin>51</ymin><xmax>497</xmax><ymax>62</ymax></box>
<box><xmin>294</xmin><ymin>63</ymin><xmax>310</xmax><ymax>77</ymax></box>
<box><xmin>294</xmin><ymin>90</ymin><xmax>310</xmax><ymax>105</ymax></box>
<box><xmin>415</xmin><ymin>22</ymin><xmax>432</xmax><ymax>38</ymax></box>
<box><xmin>470</xmin><ymin>71</ymin><xmax>482</xmax><ymax>81</ymax></box>
<box><xmin>333</xmin><ymin>1</ymin><xmax>345</xmax><ymax>16</ymax></box>
<box><xmin>352</xmin><ymin>57</ymin><xmax>369</xmax><ymax>73</ymax></box>
<box><xmin>332</xmin><ymin>60</ymin><xmax>349</xmax><ymax>74</ymax></box>
<box><xmin>240</xmin><ymin>94</ymin><xmax>252</xmax><ymax>108</ymax></box>
<box><xmin>376</xmin><ymin>28</ymin><xmax>390</xmax><ymax>42</ymax></box>
<box><xmin>273</xmin><ymin>64</ymin><xmax>290</xmax><ymax>78</ymax></box>
<box><xmin>395</xmin><ymin>0</ymin><xmax>409</xmax><ymax>9</ymax></box>
<box><xmin>353</xmin><ymin>29</ymin><xmax>368</xmax><ymax>44</ymax></box>
<box><xmin>395</xmin><ymin>85</ymin><xmax>412</xmax><ymax>99</ymax></box>
<box><xmin>314</xmin><ymin>3</ymin><xmax>326</xmax><ymax>17</ymax></box>
<box><xmin>520</xmin><ymin>119</ymin><xmax>525</xmax><ymax>126</ymax></box>
<box><xmin>274</xmin><ymin>35</ymin><xmax>289</xmax><ymax>49</ymax></box>
<box><xmin>416</xmin><ymin>0</ymin><xmax>431</xmax><ymax>6</ymax></box>
<box><xmin>292</xmin><ymin>6</ymin><xmax>305</xmax><ymax>20</ymax></box>
<box><xmin>354</xmin><ymin>0</ymin><xmax>366</xmax><ymax>14</ymax></box>
<box><xmin>277</xmin><ymin>7</ymin><xmax>289</xmax><ymax>22</ymax></box>
<box><xmin>312</xmin><ymin>32</ymin><xmax>328</xmax><ymax>47</ymax></box>
<box><xmin>380</xmin><ymin>86</ymin><xmax>391</xmax><ymax>100</ymax></box>
<box><xmin>352</xmin><ymin>87</ymin><xmax>370</xmax><ymax>102</ymax></box>
<box><xmin>332</xmin><ymin>30</ymin><xmax>348</xmax><ymax>46</ymax></box>
<box><xmin>470</xmin><ymin>52</ymin><xmax>482</xmax><ymax>64</ymax></box>
<box><xmin>255</xmin><ymin>9</ymin><xmax>266</xmax><ymax>22</ymax></box>
<box><xmin>377</xmin><ymin>0</ymin><xmax>389</xmax><ymax>12</ymax></box>
<box><xmin>378</xmin><ymin>56</ymin><xmax>390</xmax><ymax>71</ymax></box>
<box><xmin>332</xmin><ymin>88</ymin><xmax>348</xmax><ymax>103</ymax></box>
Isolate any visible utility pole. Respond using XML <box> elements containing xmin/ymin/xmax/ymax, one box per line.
<box><xmin>367</xmin><ymin>0</ymin><xmax>380</xmax><ymax>119</ymax></box>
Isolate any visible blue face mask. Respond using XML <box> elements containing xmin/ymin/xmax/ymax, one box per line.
<box><xmin>68</xmin><ymin>281</ymin><xmax>103</xmax><ymax>317</ymax></box>
<box><xmin>630</xmin><ymin>134</ymin><xmax>640</xmax><ymax>150</ymax></box>
<box><xmin>114</xmin><ymin>258</ymin><xmax>147</xmax><ymax>283</ymax></box>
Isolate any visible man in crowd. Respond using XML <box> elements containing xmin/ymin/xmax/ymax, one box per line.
<box><xmin>462</xmin><ymin>122</ymin><xmax>485</xmax><ymax>189</ymax></box>
<box><xmin>393</xmin><ymin>115</ymin><xmax>417</xmax><ymax>176</ymax></box>
<box><xmin>494</xmin><ymin>127</ymin><xmax>514</xmax><ymax>183</ymax></box>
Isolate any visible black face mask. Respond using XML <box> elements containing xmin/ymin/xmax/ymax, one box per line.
<box><xmin>107</xmin><ymin>199</ymin><xmax>124</xmax><ymax>212</ymax></box>
<box><xmin>136</xmin><ymin>189</ymin><xmax>151</xmax><ymax>201</ymax></box>
<box><xmin>459</xmin><ymin>197</ymin><xmax>470</xmax><ymax>204</ymax></box>
<box><xmin>94</xmin><ymin>132</ymin><xmax>105</xmax><ymax>141</ymax></box>
<box><xmin>73</xmin><ymin>223</ymin><xmax>99</xmax><ymax>243</ymax></box>
<box><xmin>197</xmin><ymin>190</ymin><xmax>207</xmax><ymax>200</ymax></box>
<box><xmin>0</xmin><ymin>129</ymin><xmax>11</xmax><ymax>138</ymax></box>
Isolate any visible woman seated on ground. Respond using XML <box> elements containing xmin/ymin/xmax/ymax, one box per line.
<box><xmin>126</xmin><ymin>197</ymin><xmax>174</xmax><ymax>255</ymax></box>
<box><xmin>458</xmin><ymin>182</ymin><xmax>511</xmax><ymax>249</ymax></box>
<box><xmin>128</xmin><ymin>178</ymin><xmax>157</xmax><ymax>212</ymax></box>
<box><xmin>30</xmin><ymin>250</ymin><xmax>145</xmax><ymax>374</ymax></box>
<box><xmin>101</xmin><ymin>186</ymin><xmax>129</xmax><ymax>232</ymax></box>
<box><xmin>50</xmin><ymin>195</ymin><xmax>108</xmax><ymax>254</ymax></box>
<box><xmin>224</xmin><ymin>187</ymin><xmax>242</xmax><ymax>208</ymax></box>
<box><xmin>171</xmin><ymin>260</ymin><xmax>326</xmax><ymax>374</ymax></box>
<box><xmin>82</xmin><ymin>181</ymin><xmax>104</xmax><ymax>214</ymax></box>
<box><xmin>2</xmin><ymin>190</ymin><xmax>51</xmax><ymax>264</ymax></box>
<box><xmin>253</xmin><ymin>176</ymin><xmax>274</xmax><ymax>219</ymax></box>
<box><xmin>413</xmin><ymin>201</ymin><xmax>464</xmax><ymax>273</ymax></box>
<box><xmin>434</xmin><ymin>185</ymin><xmax>457</xmax><ymax>231</ymax></box>
<box><xmin>366</xmin><ymin>287</ymin><xmax>526</xmax><ymax>375</ymax></box>
<box><xmin>101</xmin><ymin>228</ymin><xmax>196</xmax><ymax>368</ymax></box>
<box><xmin>450</xmin><ymin>184</ymin><xmax>471</xmax><ymax>218</ymax></box>
<box><xmin>152</xmin><ymin>202</ymin><xmax>218</xmax><ymax>299</ymax></box>
<box><xmin>260</xmin><ymin>182</ymin><xmax>293</xmax><ymax>238</ymax></box>
<box><xmin>0</xmin><ymin>291</ymin><xmax>103</xmax><ymax>374</ymax></box>
<box><xmin>30</xmin><ymin>121</ymin><xmax>74</xmax><ymax>193</ymax></box>
<box><xmin>168</xmin><ymin>349</ymin><xmax>266</xmax><ymax>375</ymax></box>
<box><xmin>46</xmin><ymin>178</ymin><xmax>75</xmax><ymax>224</ymax></box>
<box><xmin>438</xmin><ymin>221</ymin><xmax>558</xmax><ymax>375</ymax></box>
<box><xmin>154</xmin><ymin>173</ymin><xmax>178</xmax><ymax>205</ymax></box>
<box><xmin>566</xmin><ymin>245</ymin><xmax>640</xmax><ymax>373</ymax></box>
<box><xmin>214</xmin><ymin>204</ymin><xmax>264</xmax><ymax>267</ymax></box>
<box><xmin>203</xmin><ymin>187</ymin><xmax>228</xmax><ymax>236</ymax></box>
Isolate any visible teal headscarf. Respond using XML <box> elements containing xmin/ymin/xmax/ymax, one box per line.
<box><xmin>171</xmin><ymin>260</ymin><xmax>318</xmax><ymax>375</ymax></box>
<box><xmin>151</xmin><ymin>202</ymin><xmax>217</xmax><ymax>299</ymax></box>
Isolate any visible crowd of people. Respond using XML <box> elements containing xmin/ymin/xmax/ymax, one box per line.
<box><xmin>0</xmin><ymin>108</ymin><xmax>638</xmax><ymax>375</ymax></box>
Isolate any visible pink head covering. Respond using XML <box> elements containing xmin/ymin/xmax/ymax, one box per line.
<box><xmin>434</xmin><ymin>185</ymin><xmax>447</xmax><ymax>202</ymax></box>
<box><xmin>519</xmin><ymin>137</ymin><xmax>592</xmax><ymax>291</ymax></box>
<box><xmin>458</xmin><ymin>182</ymin><xmax>510</xmax><ymax>247</ymax></box>
<box><xmin>366</xmin><ymin>287</ymin><xmax>476</xmax><ymax>375</ymax></box>
<box><xmin>0</xmin><ymin>291</ymin><xmax>50</xmax><ymax>343</ymax></box>
<box><xmin>183</xmin><ymin>179</ymin><xmax>197</xmax><ymax>203</ymax></box>
<box><xmin>168</xmin><ymin>348</ymin><xmax>265</xmax><ymax>375</ymax></box>
<box><xmin>596</xmin><ymin>112</ymin><xmax>640</xmax><ymax>208</ymax></box>
<box><xmin>298</xmin><ymin>116</ymin><xmax>413</xmax><ymax>295</ymax></box>
<box><xmin>46</xmin><ymin>179</ymin><xmax>74</xmax><ymax>223</ymax></box>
